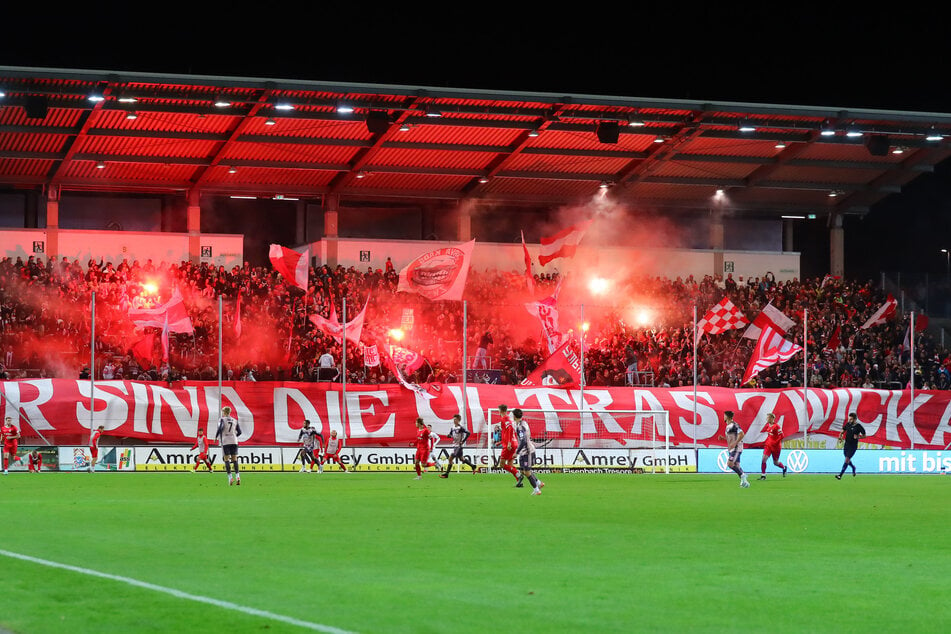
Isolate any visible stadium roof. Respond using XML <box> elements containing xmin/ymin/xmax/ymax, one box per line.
<box><xmin>3</xmin><ymin>65</ymin><xmax>951</xmax><ymax>218</ymax></box>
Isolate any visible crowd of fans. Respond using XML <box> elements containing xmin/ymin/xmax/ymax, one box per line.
<box><xmin>0</xmin><ymin>252</ymin><xmax>947</xmax><ymax>391</ymax></box>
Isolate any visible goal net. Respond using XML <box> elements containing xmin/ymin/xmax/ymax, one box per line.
<box><xmin>483</xmin><ymin>408</ymin><xmax>673</xmax><ymax>473</ymax></box>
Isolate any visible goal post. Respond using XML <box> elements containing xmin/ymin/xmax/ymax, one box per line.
<box><xmin>484</xmin><ymin>408</ymin><xmax>672</xmax><ymax>474</ymax></box>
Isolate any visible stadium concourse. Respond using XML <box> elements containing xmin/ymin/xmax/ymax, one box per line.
<box><xmin>0</xmin><ymin>252</ymin><xmax>943</xmax><ymax>391</ymax></box>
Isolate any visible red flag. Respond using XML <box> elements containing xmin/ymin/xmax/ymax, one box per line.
<box><xmin>397</xmin><ymin>240</ymin><xmax>475</xmax><ymax>301</ymax></box>
<box><xmin>538</xmin><ymin>220</ymin><xmax>592</xmax><ymax>267</ymax></box>
<box><xmin>520</xmin><ymin>340</ymin><xmax>582</xmax><ymax>388</ymax></box>
<box><xmin>697</xmin><ymin>297</ymin><xmax>749</xmax><ymax>335</ymax></box>
<box><xmin>823</xmin><ymin>324</ymin><xmax>841</xmax><ymax>353</ymax></box>
<box><xmin>742</xmin><ymin>324</ymin><xmax>802</xmax><ymax>384</ymax></box>
<box><xmin>129</xmin><ymin>288</ymin><xmax>194</xmax><ymax>334</ymax></box>
<box><xmin>915</xmin><ymin>313</ymin><xmax>929</xmax><ymax>332</ymax></box>
<box><xmin>130</xmin><ymin>333</ymin><xmax>155</xmax><ymax>370</ymax></box>
<box><xmin>861</xmin><ymin>295</ymin><xmax>897</xmax><ymax>329</ymax></box>
<box><xmin>521</xmin><ymin>230</ymin><xmax>534</xmax><ymax>294</ymax></box>
<box><xmin>269</xmin><ymin>244</ymin><xmax>309</xmax><ymax>290</ymax></box>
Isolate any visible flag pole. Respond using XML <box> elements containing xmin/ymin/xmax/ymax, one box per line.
<box><xmin>342</xmin><ymin>297</ymin><xmax>348</xmax><ymax>437</ymax></box>
<box><xmin>803</xmin><ymin>308</ymin><xmax>809</xmax><ymax>446</ymax></box>
<box><xmin>218</xmin><ymin>294</ymin><xmax>223</xmax><ymax>420</ymax></box>
<box><xmin>692</xmin><ymin>304</ymin><xmax>698</xmax><ymax>450</ymax></box>
<box><xmin>580</xmin><ymin>303</ymin><xmax>585</xmax><ymax>448</ymax></box>
<box><xmin>462</xmin><ymin>300</ymin><xmax>468</xmax><ymax>430</ymax></box>
<box><xmin>910</xmin><ymin>311</ymin><xmax>915</xmax><ymax>450</ymax></box>
<box><xmin>89</xmin><ymin>291</ymin><xmax>96</xmax><ymax>443</ymax></box>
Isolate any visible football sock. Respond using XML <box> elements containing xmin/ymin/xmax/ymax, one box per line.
<box><xmin>731</xmin><ymin>465</ymin><xmax>743</xmax><ymax>477</ymax></box>
<box><xmin>415</xmin><ymin>464</ymin><xmax>422</xmax><ymax>476</ymax></box>
<box><xmin>225</xmin><ymin>462</ymin><xmax>231</xmax><ymax>474</ymax></box>
<box><xmin>233</xmin><ymin>461</ymin><xmax>239</xmax><ymax>473</ymax></box>
<box><xmin>850</xmin><ymin>463</ymin><xmax>856</xmax><ymax>474</ymax></box>
<box><xmin>839</xmin><ymin>464</ymin><xmax>847</xmax><ymax>476</ymax></box>
<box><xmin>527</xmin><ymin>474</ymin><xmax>539</xmax><ymax>488</ymax></box>
<box><xmin>761</xmin><ymin>462</ymin><xmax>767</xmax><ymax>475</ymax></box>
<box><xmin>777</xmin><ymin>462</ymin><xmax>785</xmax><ymax>470</ymax></box>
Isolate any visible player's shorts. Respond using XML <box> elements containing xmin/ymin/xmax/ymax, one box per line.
<box><xmin>450</xmin><ymin>446</ymin><xmax>465</xmax><ymax>460</ymax></box>
<box><xmin>727</xmin><ymin>447</ymin><xmax>743</xmax><ymax>463</ymax></box>
<box><xmin>763</xmin><ymin>444</ymin><xmax>781</xmax><ymax>461</ymax></box>
<box><xmin>324</xmin><ymin>453</ymin><xmax>341</xmax><ymax>463</ymax></box>
<box><xmin>196</xmin><ymin>452</ymin><xmax>208</xmax><ymax>461</ymax></box>
<box><xmin>4</xmin><ymin>441</ymin><xmax>17</xmax><ymax>455</ymax></box>
<box><xmin>500</xmin><ymin>446</ymin><xmax>516</xmax><ymax>461</ymax></box>
<box><xmin>518</xmin><ymin>451</ymin><xmax>536</xmax><ymax>471</ymax></box>
<box><xmin>415</xmin><ymin>448</ymin><xmax>429</xmax><ymax>463</ymax></box>
<box><xmin>843</xmin><ymin>444</ymin><xmax>858</xmax><ymax>459</ymax></box>
<box><xmin>222</xmin><ymin>443</ymin><xmax>239</xmax><ymax>457</ymax></box>
<box><xmin>89</xmin><ymin>447</ymin><xmax>99</xmax><ymax>460</ymax></box>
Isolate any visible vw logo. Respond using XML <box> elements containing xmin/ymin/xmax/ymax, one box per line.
<box><xmin>786</xmin><ymin>450</ymin><xmax>808</xmax><ymax>473</ymax></box>
<box><xmin>716</xmin><ymin>450</ymin><xmax>731</xmax><ymax>472</ymax></box>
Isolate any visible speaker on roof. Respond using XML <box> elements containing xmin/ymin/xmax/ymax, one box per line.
<box><xmin>596</xmin><ymin>121</ymin><xmax>619</xmax><ymax>144</ymax></box>
<box><xmin>365</xmin><ymin>111</ymin><xmax>390</xmax><ymax>135</ymax></box>
<box><xmin>24</xmin><ymin>96</ymin><xmax>48</xmax><ymax>120</ymax></box>
<box><xmin>866</xmin><ymin>134</ymin><xmax>890</xmax><ymax>157</ymax></box>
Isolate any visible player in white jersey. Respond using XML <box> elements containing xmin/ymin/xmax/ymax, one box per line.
<box><xmin>514</xmin><ymin>409</ymin><xmax>545</xmax><ymax>495</ymax></box>
<box><xmin>320</xmin><ymin>430</ymin><xmax>347</xmax><ymax>472</ymax></box>
<box><xmin>717</xmin><ymin>410</ymin><xmax>749</xmax><ymax>488</ymax></box>
<box><xmin>425</xmin><ymin>425</ymin><xmax>443</xmax><ymax>471</ymax></box>
<box><xmin>214</xmin><ymin>406</ymin><xmax>242</xmax><ymax>486</ymax></box>
<box><xmin>439</xmin><ymin>414</ymin><xmax>480</xmax><ymax>477</ymax></box>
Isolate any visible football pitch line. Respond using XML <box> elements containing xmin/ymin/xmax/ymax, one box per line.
<box><xmin>0</xmin><ymin>549</ymin><xmax>357</xmax><ymax>634</ymax></box>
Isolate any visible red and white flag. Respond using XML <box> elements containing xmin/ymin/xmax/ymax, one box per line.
<box><xmin>521</xmin><ymin>230</ymin><xmax>534</xmax><ymax>294</ymax></box>
<box><xmin>742</xmin><ymin>324</ymin><xmax>802</xmax><ymax>384</ymax></box>
<box><xmin>861</xmin><ymin>295</ymin><xmax>897</xmax><ymax>329</ymax></box>
<box><xmin>743</xmin><ymin>302</ymin><xmax>795</xmax><ymax>340</ymax></box>
<box><xmin>823</xmin><ymin>323</ymin><xmax>842</xmax><ymax>353</ymax></box>
<box><xmin>697</xmin><ymin>297</ymin><xmax>749</xmax><ymax>335</ymax></box>
<box><xmin>397</xmin><ymin>240</ymin><xmax>475</xmax><ymax>301</ymax></box>
<box><xmin>363</xmin><ymin>345</ymin><xmax>380</xmax><ymax>368</ymax></box>
<box><xmin>269</xmin><ymin>244</ymin><xmax>310</xmax><ymax>290</ymax></box>
<box><xmin>538</xmin><ymin>220</ymin><xmax>592</xmax><ymax>267</ymax></box>
<box><xmin>519</xmin><ymin>340</ymin><xmax>582</xmax><ymax>388</ymax></box>
<box><xmin>389</xmin><ymin>346</ymin><xmax>425</xmax><ymax>374</ymax></box>
<box><xmin>309</xmin><ymin>297</ymin><xmax>368</xmax><ymax>345</ymax></box>
<box><xmin>129</xmin><ymin>288</ymin><xmax>194</xmax><ymax>334</ymax></box>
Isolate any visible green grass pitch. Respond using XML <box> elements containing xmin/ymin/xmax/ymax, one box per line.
<box><xmin>2</xmin><ymin>471</ymin><xmax>948</xmax><ymax>633</ymax></box>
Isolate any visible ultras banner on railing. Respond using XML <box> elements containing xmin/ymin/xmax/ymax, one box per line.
<box><xmin>1</xmin><ymin>380</ymin><xmax>949</xmax><ymax>449</ymax></box>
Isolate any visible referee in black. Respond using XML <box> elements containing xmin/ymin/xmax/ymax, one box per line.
<box><xmin>836</xmin><ymin>412</ymin><xmax>866</xmax><ymax>479</ymax></box>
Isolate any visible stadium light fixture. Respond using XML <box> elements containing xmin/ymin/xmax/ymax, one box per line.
<box><xmin>478</xmin><ymin>176</ymin><xmax>489</xmax><ymax>184</ymax></box>
<box><xmin>125</xmin><ymin>110</ymin><xmax>138</xmax><ymax>120</ymax></box>
<box><xmin>820</xmin><ymin>121</ymin><xmax>836</xmax><ymax>136</ymax></box>
<box><xmin>845</xmin><ymin>124</ymin><xmax>863</xmax><ymax>138</ymax></box>
<box><xmin>355</xmin><ymin>171</ymin><xmax>367</xmax><ymax>179</ymax></box>
<box><xmin>398</xmin><ymin>123</ymin><xmax>411</xmax><ymax>132</ymax></box>
<box><xmin>227</xmin><ymin>166</ymin><xmax>237</xmax><ymax>174</ymax></box>
<box><xmin>891</xmin><ymin>146</ymin><xmax>906</xmax><ymax>154</ymax></box>
<box><xmin>95</xmin><ymin>161</ymin><xmax>106</xmax><ymax>169</ymax></box>
<box><xmin>424</xmin><ymin>104</ymin><xmax>442</xmax><ymax>118</ymax></box>
<box><xmin>335</xmin><ymin>102</ymin><xmax>354</xmax><ymax>114</ymax></box>
<box><xmin>774</xmin><ymin>140</ymin><xmax>787</xmax><ymax>149</ymax></box>
<box><xmin>87</xmin><ymin>90</ymin><xmax>104</xmax><ymax>103</ymax></box>
<box><xmin>274</xmin><ymin>102</ymin><xmax>295</xmax><ymax>111</ymax></box>
<box><xmin>264</xmin><ymin>118</ymin><xmax>276</xmax><ymax>126</ymax></box>
<box><xmin>626</xmin><ymin>115</ymin><xmax>646</xmax><ymax>127</ymax></box>
<box><xmin>781</xmin><ymin>215</ymin><xmax>806</xmax><ymax>219</ymax></box>
<box><xmin>213</xmin><ymin>93</ymin><xmax>231</xmax><ymax>108</ymax></box>
<box><xmin>599</xmin><ymin>180</ymin><xmax>611</xmax><ymax>189</ymax></box>
<box><xmin>117</xmin><ymin>93</ymin><xmax>137</xmax><ymax>104</ymax></box>
<box><xmin>0</xmin><ymin>87</ymin><xmax>5</xmax><ymax>98</ymax></box>
<box><xmin>528</xmin><ymin>129</ymin><xmax>540</xmax><ymax>137</ymax></box>
<box><xmin>925</xmin><ymin>127</ymin><xmax>944</xmax><ymax>141</ymax></box>
<box><xmin>738</xmin><ymin>119</ymin><xmax>756</xmax><ymax>132</ymax></box>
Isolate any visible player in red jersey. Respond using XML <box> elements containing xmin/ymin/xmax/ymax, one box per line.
<box><xmin>27</xmin><ymin>448</ymin><xmax>42</xmax><ymax>473</ymax></box>
<box><xmin>321</xmin><ymin>430</ymin><xmax>347</xmax><ymax>472</ymax></box>
<box><xmin>413</xmin><ymin>418</ymin><xmax>430</xmax><ymax>479</ymax></box>
<box><xmin>88</xmin><ymin>425</ymin><xmax>105</xmax><ymax>473</ymax></box>
<box><xmin>2</xmin><ymin>416</ymin><xmax>20</xmax><ymax>474</ymax></box>
<box><xmin>758</xmin><ymin>413</ymin><xmax>787</xmax><ymax>480</ymax></box>
<box><xmin>191</xmin><ymin>428</ymin><xmax>214</xmax><ymax>472</ymax></box>
<box><xmin>496</xmin><ymin>405</ymin><xmax>520</xmax><ymax>484</ymax></box>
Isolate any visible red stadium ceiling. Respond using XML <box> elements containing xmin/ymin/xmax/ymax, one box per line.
<box><xmin>2</xmin><ymin>66</ymin><xmax>951</xmax><ymax>218</ymax></box>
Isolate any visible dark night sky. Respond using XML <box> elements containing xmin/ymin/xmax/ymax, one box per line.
<box><xmin>2</xmin><ymin>7</ymin><xmax>949</xmax><ymax>279</ymax></box>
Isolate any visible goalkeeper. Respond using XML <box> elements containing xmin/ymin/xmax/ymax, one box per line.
<box><xmin>439</xmin><ymin>414</ymin><xmax>480</xmax><ymax>478</ymax></box>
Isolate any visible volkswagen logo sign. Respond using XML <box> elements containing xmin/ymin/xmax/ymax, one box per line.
<box><xmin>786</xmin><ymin>449</ymin><xmax>808</xmax><ymax>473</ymax></box>
<box><xmin>716</xmin><ymin>450</ymin><xmax>732</xmax><ymax>472</ymax></box>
